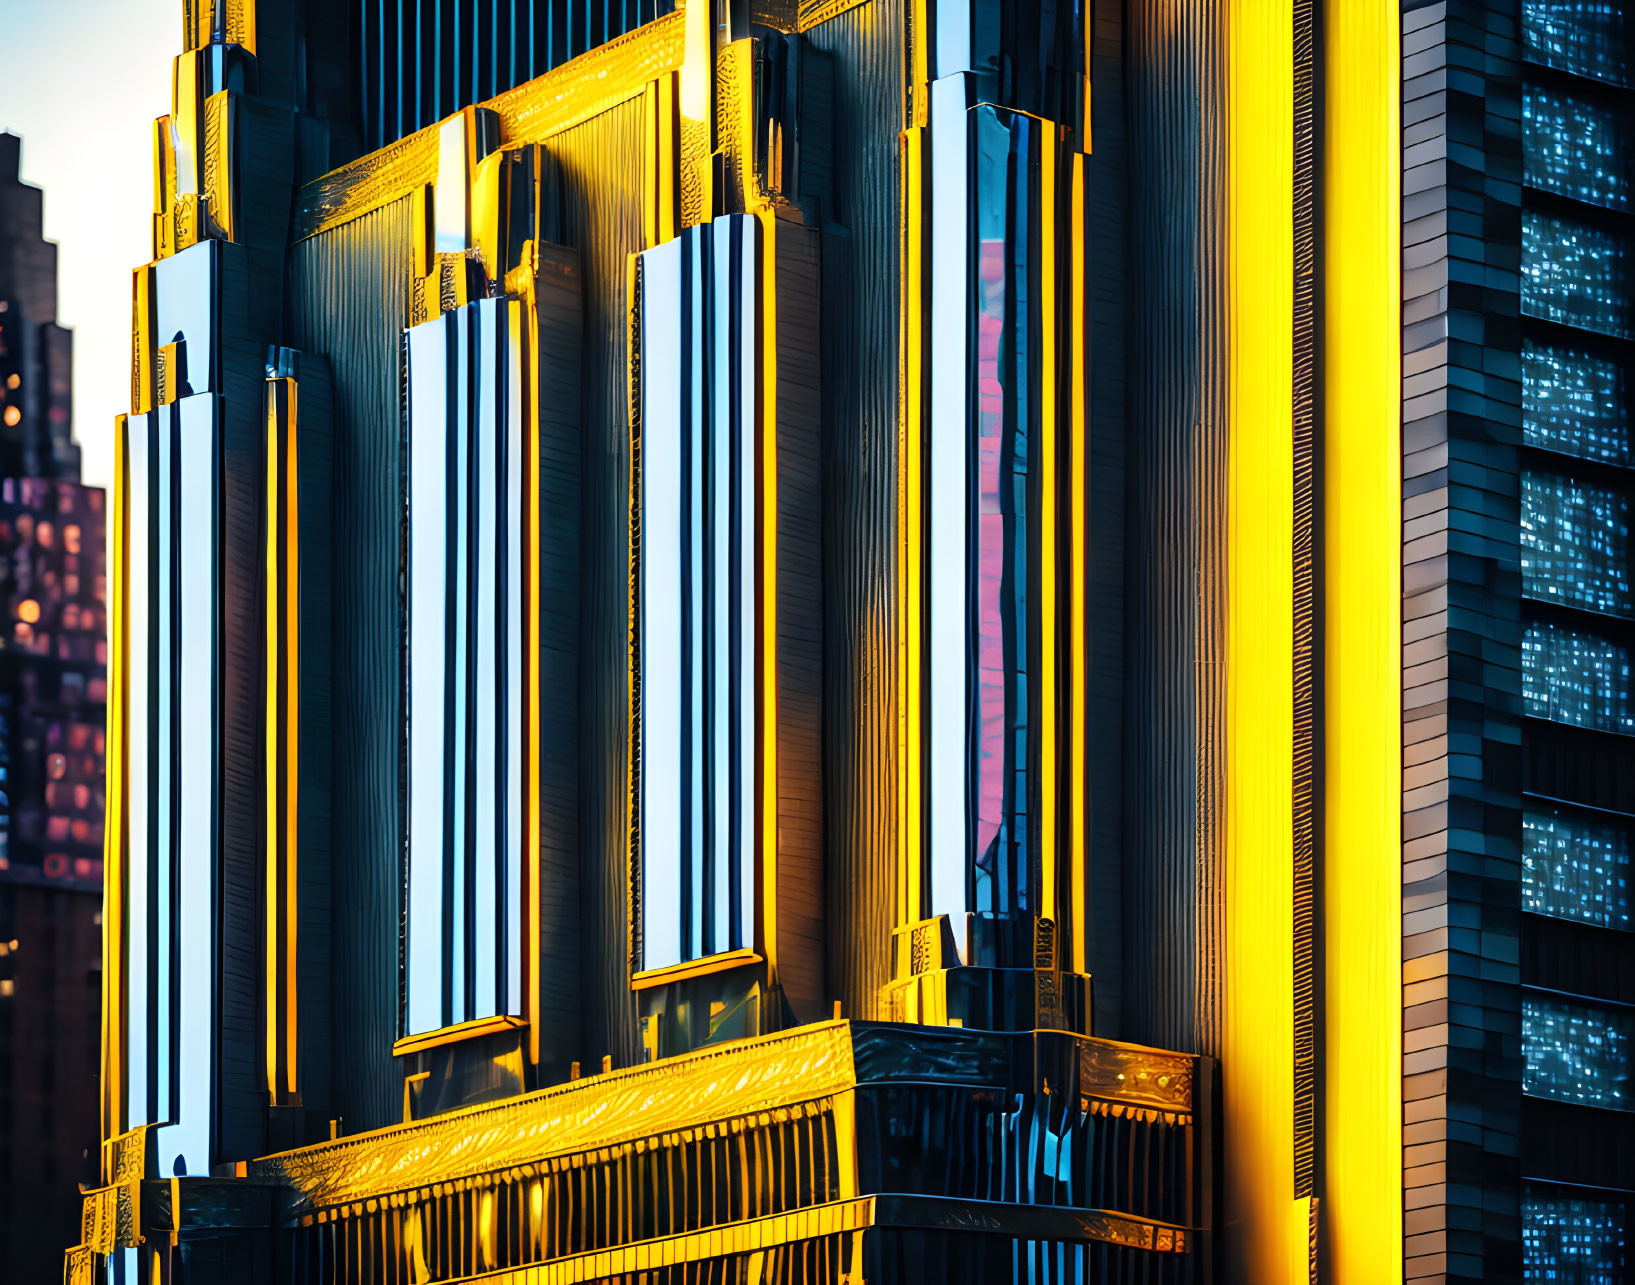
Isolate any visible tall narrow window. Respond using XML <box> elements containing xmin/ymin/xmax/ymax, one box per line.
<box><xmin>405</xmin><ymin>297</ymin><xmax>525</xmax><ymax>1036</ymax></box>
<box><xmin>631</xmin><ymin>216</ymin><xmax>758</xmax><ymax>973</ymax></box>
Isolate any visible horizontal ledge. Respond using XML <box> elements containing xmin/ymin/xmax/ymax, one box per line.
<box><xmin>631</xmin><ymin>949</ymin><xmax>763</xmax><ymax>991</ymax></box>
<box><xmin>393</xmin><ymin>1014</ymin><xmax>527</xmax><ymax>1057</ymax></box>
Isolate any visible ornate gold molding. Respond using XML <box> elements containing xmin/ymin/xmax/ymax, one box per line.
<box><xmin>253</xmin><ymin>1020</ymin><xmax>856</xmax><ymax>1212</ymax></box>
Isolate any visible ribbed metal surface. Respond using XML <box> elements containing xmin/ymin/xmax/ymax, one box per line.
<box><xmin>1122</xmin><ymin>0</ymin><xmax>1228</xmax><ymax>1057</ymax></box>
<box><xmin>773</xmin><ymin>223</ymin><xmax>827</xmax><ymax>1025</ymax></box>
<box><xmin>544</xmin><ymin>100</ymin><xmax>646</xmax><ymax>1070</ymax></box>
<box><xmin>1290</xmin><ymin>0</ymin><xmax>1318</xmax><ymax>1201</ymax></box>
<box><xmin>1084</xmin><ymin>0</ymin><xmax>1127</xmax><ymax>1034</ymax></box>
<box><xmin>288</xmin><ymin>196</ymin><xmax>418</xmax><ymax>1135</ymax></box>
<box><xmin>806</xmin><ymin>0</ymin><xmax>904</xmax><ymax>1023</ymax></box>
<box><xmin>355</xmin><ymin>0</ymin><xmax>677</xmax><ymax>152</ymax></box>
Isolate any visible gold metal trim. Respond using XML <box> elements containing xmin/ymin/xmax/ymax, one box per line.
<box><xmin>630</xmin><ymin>948</ymin><xmax>764</xmax><ymax>992</ymax></box>
<box><xmin>391</xmin><ymin>1014</ymin><xmax>527</xmax><ymax>1058</ymax></box>
<box><xmin>254</xmin><ymin>1021</ymin><xmax>856</xmax><ymax>1212</ymax></box>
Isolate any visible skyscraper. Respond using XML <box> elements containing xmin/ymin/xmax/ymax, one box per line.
<box><xmin>0</xmin><ymin>140</ymin><xmax>107</xmax><ymax>1285</ymax></box>
<box><xmin>65</xmin><ymin>1</ymin><xmax>1630</xmax><ymax>1284</ymax></box>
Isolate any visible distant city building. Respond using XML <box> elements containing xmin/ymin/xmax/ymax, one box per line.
<box><xmin>0</xmin><ymin>137</ymin><xmax>104</xmax><ymax>1285</ymax></box>
<box><xmin>0</xmin><ymin>132</ymin><xmax>77</xmax><ymax>480</ymax></box>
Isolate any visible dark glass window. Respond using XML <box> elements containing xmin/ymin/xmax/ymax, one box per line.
<box><xmin>1524</xmin><ymin>1186</ymin><xmax>1628</xmax><ymax>1283</ymax></box>
<box><xmin>1523</xmin><ymin>0</ymin><xmax>1630</xmax><ymax>86</ymax></box>
<box><xmin>1523</xmin><ymin>211</ymin><xmax>1633</xmax><ymax>339</ymax></box>
<box><xmin>1523</xmin><ymin>995</ymin><xmax>1635</xmax><ymax>1110</ymax></box>
<box><xmin>1524</xmin><ymin>83</ymin><xmax>1630</xmax><ymax>211</ymax></box>
<box><xmin>1521</xmin><ymin>471</ymin><xmax>1633</xmax><ymax>617</ymax></box>
<box><xmin>1524</xmin><ymin>340</ymin><xmax>1631</xmax><ymax>466</ymax></box>
<box><xmin>1524</xmin><ymin>805</ymin><xmax>1632</xmax><ymax>930</ymax></box>
<box><xmin>1523</xmin><ymin>621</ymin><xmax>1635</xmax><ymax>733</ymax></box>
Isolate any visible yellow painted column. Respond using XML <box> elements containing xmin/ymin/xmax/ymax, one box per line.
<box><xmin>1321</xmin><ymin>1</ymin><xmax>1403</xmax><ymax>1279</ymax></box>
<box><xmin>1223</xmin><ymin>0</ymin><xmax>1304</xmax><ymax>1277</ymax></box>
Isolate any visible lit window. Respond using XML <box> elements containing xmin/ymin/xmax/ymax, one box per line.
<box><xmin>1523</xmin><ymin>622</ymin><xmax>1635</xmax><ymax>734</ymax></box>
<box><xmin>1523</xmin><ymin>340</ymin><xmax>1630</xmax><ymax>466</ymax></box>
<box><xmin>1524</xmin><ymin>1187</ymin><xmax>1628</xmax><ymax>1283</ymax></box>
<box><xmin>1520</xmin><ymin>471</ymin><xmax>1632</xmax><ymax>618</ymax></box>
<box><xmin>1523</xmin><ymin>83</ymin><xmax>1629</xmax><ymax>211</ymax></box>
<box><xmin>1522</xmin><ymin>0</ymin><xmax>1629</xmax><ymax>86</ymax></box>
<box><xmin>1523</xmin><ymin>995</ymin><xmax>1634</xmax><ymax>1110</ymax></box>
<box><xmin>1522</xmin><ymin>210</ymin><xmax>1632</xmax><ymax>340</ymax></box>
<box><xmin>1524</xmin><ymin>806</ymin><xmax>1632</xmax><ymax>930</ymax></box>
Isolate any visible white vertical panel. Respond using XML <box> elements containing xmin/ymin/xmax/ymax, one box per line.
<box><xmin>735</xmin><ymin>218</ymin><xmax>758</xmax><ymax>953</ymax></box>
<box><xmin>504</xmin><ymin>299</ymin><xmax>524</xmax><ymax>1011</ymax></box>
<box><xmin>166</xmin><ymin>394</ymin><xmax>216</xmax><ymax>1175</ymax></box>
<box><xmin>710</xmin><ymin>220</ymin><xmax>733</xmax><ymax>954</ymax></box>
<box><xmin>685</xmin><ymin>237</ymin><xmax>707</xmax><ymax>961</ymax></box>
<box><xmin>450</xmin><ymin>310</ymin><xmax>471</xmax><ymax>1022</ymax></box>
<box><xmin>640</xmin><ymin>240</ymin><xmax>686</xmax><ymax>970</ymax></box>
<box><xmin>473</xmin><ymin>299</ymin><xmax>500</xmax><ymax>1017</ymax></box>
<box><xmin>152</xmin><ymin>403</ymin><xmax>175</xmax><ymax>1123</ymax></box>
<box><xmin>124</xmin><ymin>413</ymin><xmax>151</xmax><ymax>1128</ymax></box>
<box><xmin>928</xmin><ymin>78</ymin><xmax>972</xmax><ymax>942</ymax></box>
<box><xmin>407</xmin><ymin>318</ymin><xmax>450</xmax><ymax>1035</ymax></box>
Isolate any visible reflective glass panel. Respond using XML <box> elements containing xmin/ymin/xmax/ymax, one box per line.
<box><xmin>1523</xmin><ymin>621</ymin><xmax>1635</xmax><ymax>734</ymax></box>
<box><xmin>1524</xmin><ymin>1187</ymin><xmax>1628</xmax><ymax>1283</ymax></box>
<box><xmin>1523</xmin><ymin>995</ymin><xmax>1634</xmax><ymax>1110</ymax></box>
<box><xmin>1523</xmin><ymin>339</ymin><xmax>1630</xmax><ymax>466</ymax></box>
<box><xmin>1522</xmin><ymin>210</ymin><xmax>1632</xmax><ymax>339</ymax></box>
<box><xmin>635</xmin><ymin>217</ymin><xmax>757</xmax><ymax>971</ymax></box>
<box><xmin>1521</xmin><ymin>471</ymin><xmax>1633</xmax><ymax>617</ymax></box>
<box><xmin>1523</xmin><ymin>805</ymin><xmax>1632</xmax><ymax>930</ymax></box>
<box><xmin>1522</xmin><ymin>0</ymin><xmax>1630</xmax><ymax>85</ymax></box>
<box><xmin>1523</xmin><ymin>83</ymin><xmax>1629</xmax><ymax>211</ymax></box>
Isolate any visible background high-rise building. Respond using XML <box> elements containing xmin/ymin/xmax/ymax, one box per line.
<box><xmin>56</xmin><ymin>2</ymin><xmax>1632</xmax><ymax>1284</ymax></box>
<box><xmin>0</xmin><ymin>138</ymin><xmax>107</xmax><ymax>1285</ymax></box>
<box><xmin>0</xmin><ymin>133</ymin><xmax>78</xmax><ymax>481</ymax></box>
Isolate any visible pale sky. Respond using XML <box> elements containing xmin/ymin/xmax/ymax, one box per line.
<box><xmin>0</xmin><ymin>0</ymin><xmax>176</xmax><ymax>490</ymax></box>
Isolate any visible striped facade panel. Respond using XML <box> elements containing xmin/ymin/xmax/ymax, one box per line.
<box><xmin>632</xmin><ymin>217</ymin><xmax>759</xmax><ymax>974</ymax></box>
<box><xmin>120</xmin><ymin>395</ymin><xmax>220</xmax><ymax>1179</ymax></box>
<box><xmin>406</xmin><ymin>298</ymin><xmax>528</xmax><ymax>1034</ymax></box>
<box><xmin>1399</xmin><ymin>2</ymin><xmax>1525</xmax><ymax>1281</ymax></box>
<box><xmin>804</xmin><ymin>0</ymin><xmax>904</xmax><ymax>1023</ymax></box>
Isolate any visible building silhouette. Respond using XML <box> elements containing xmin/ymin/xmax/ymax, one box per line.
<box><xmin>0</xmin><ymin>138</ymin><xmax>106</xmax><ymax>1285</ymax></box>
<box><xmin>66</xmin><ymin>1</ymin><xmax>1632</xmax><ymax>1284</ymax></box>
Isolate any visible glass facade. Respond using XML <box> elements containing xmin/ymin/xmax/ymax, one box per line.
<box><xmin>404</xmin><ymin>297</ymin><xmax>527</xmax><ymax>1035</ymax></box>
<box><xmin>1522</xmin><ymin>210</ymin><xmax>1632</xmax><ymax>340</ymax></box>
<box><xmin>1521</xmin><ymin>470</ymin><xmax>1633</xmax><ymax>617</ymax></box>
<box><xmin>1523</xmin><ymin>806</ymin><xmax>1633</xmax><ymax>930</ymax></box>
<box><xmin>1522</xmin><ymin>0</ymin><xmax>1630</xmax><ymax>85</ymax></box>
<box><xmin>633</xmin><ymin>216</ymin><xmax>758</xmax><ymax>972</ymax></box>
<box><xmin>1523</xmin><ymin>1187</ymin><xmax>1628</xmax><ymax>1283</ymax></box>
<box><xmin>1523</xmin><ymin>83</ymin><xmax>1629</xmax><ymax>211</ymax></box>
<box><xmin>1523</xmin><ymin>340</ymin><xmax>1630</xmax><ymax>466</ymax></box>
<box><xmin>1523</xmin><ymin>995</ymin><xmax>1635</xmax><ymax>1110</ymax></box>
<box><xmin>1523</xmin><ymin>621</ymin><xmax>1635</xmax><ymax>733</ymax></box>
